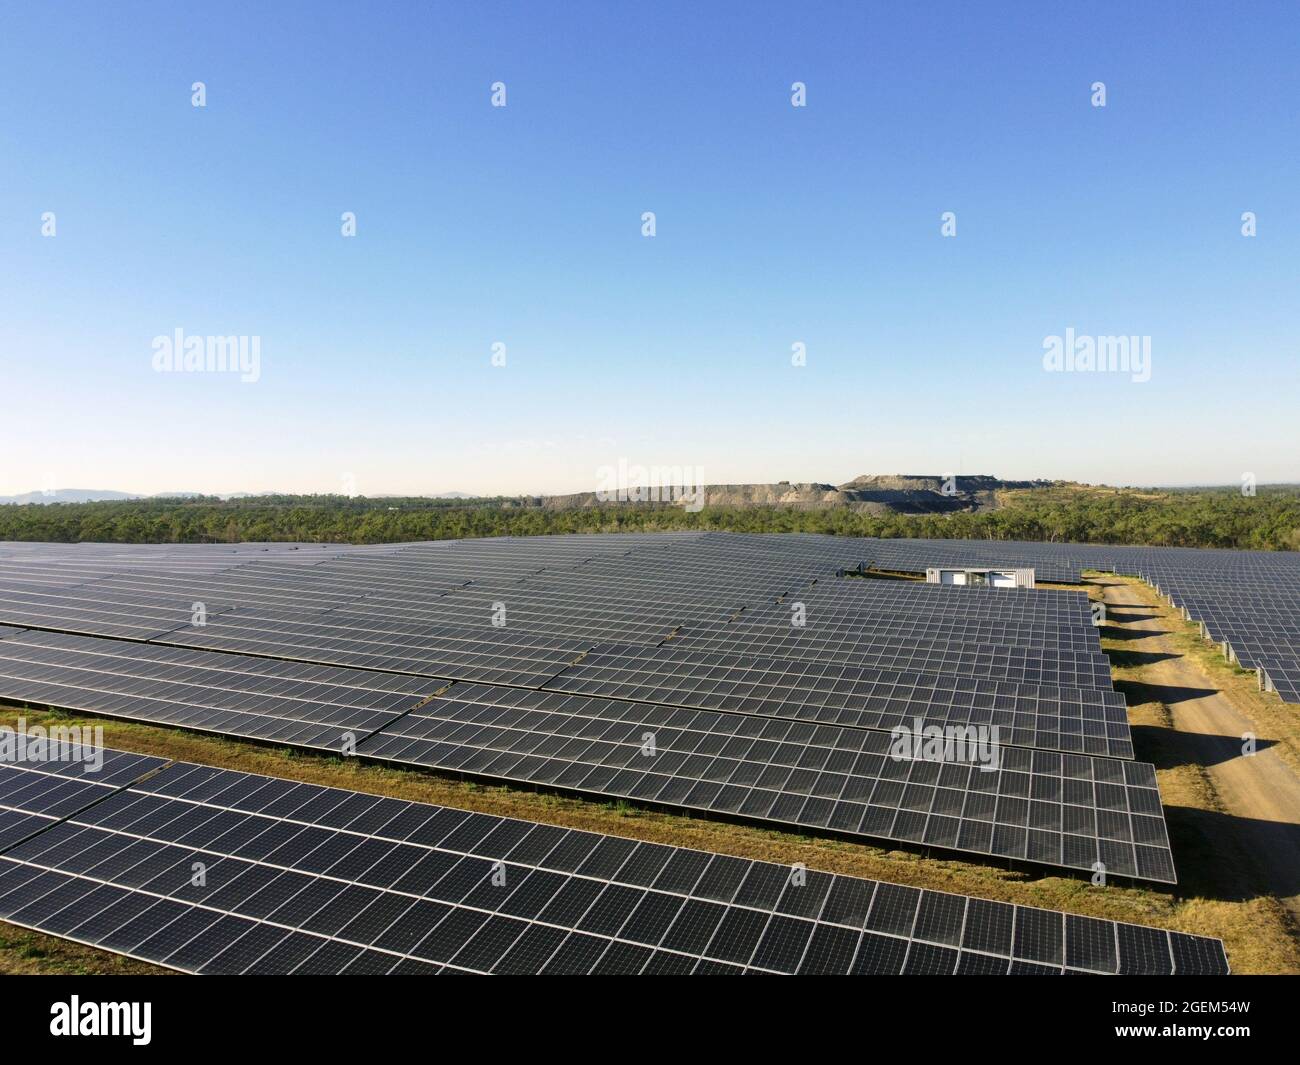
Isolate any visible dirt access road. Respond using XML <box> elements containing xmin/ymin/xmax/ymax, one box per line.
<box><xmin>1098</xmin><ymin>576</ymin><xmax>1300</xmax><ymax>930</ymax></box>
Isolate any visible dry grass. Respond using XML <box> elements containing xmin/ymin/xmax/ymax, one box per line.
<box><xmin>0</xmin><ymin>924</ymin><xmax>168</xmax><ymax>975</ymax></box>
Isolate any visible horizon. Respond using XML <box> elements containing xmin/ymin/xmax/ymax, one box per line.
<box><xmin>5</xmin><ymin>474</ymin><xmax>1300</xmax><ymax>503</ymax></box>
<box><xmin>4</xmin><ymin>1</ymin><xmax>1299</xmax><ymax>496</ymax></box>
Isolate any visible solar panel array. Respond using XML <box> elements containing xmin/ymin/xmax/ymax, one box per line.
<box><xmin>827</xmin><ymin>537</ymin><xmax>1300</xmax><ymax>706</ymax></box>
<box><xmin>0</xmin><ymin>749</ymin><xmax>1227</xmax><ymax>974</ymax></box>
<box><xmin>0</xmin><ymin>629</ymin><xmax>435</xmax><ymax>750</ymax></box>
<box><xmin>166</xmin><ymin>614</ymin><xmax>594</xmax><ymax>687</ymax></box>
<box><xmin>0</xmin><ymin>535</ymin><xmax>1176</xmax><ymax>884</ymax></box>
<box><xmin>358</xmin><ymin>682</ymin><xmax>1170</xmax><ymax>880</ymax></box>
<box><xmin>671</xmin><ymin>625</ymin><xmax>1114</xmax><ymax>690</ymax></box>
<box><xmin>543</xmin><ymin>643</ymin><xmax>1134</xmax><ymax>759</ymax></box>
<box><xmin>1100</xmin><ymin>548</ymin><xmax>1300</xmax><ymax>706</ymax></box>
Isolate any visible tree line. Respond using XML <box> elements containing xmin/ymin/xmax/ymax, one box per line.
<box><xmin>1</xmin><ymin>487</ymin><xmax>1299</xmax><ymax>551</ymax></box>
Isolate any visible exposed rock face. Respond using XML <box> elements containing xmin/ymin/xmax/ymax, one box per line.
<box><xmin>836</xmin><ymin>474</ymin><xmax>1042</xmax><ymax>493</ymax></box>
<box><xmin>541</xmin><ymin>476</ymin><xmax>1056</xmax><ymax>513</ymax></box>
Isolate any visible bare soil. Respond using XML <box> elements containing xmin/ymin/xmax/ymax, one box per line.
<box><xmin>1097</xmin><ymin>575</ymin><xmax>1300</xmax><ymax>932</ymax></box>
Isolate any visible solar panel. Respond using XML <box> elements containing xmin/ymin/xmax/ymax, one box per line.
<box><xmin>161</xmin><ymin>614</ymin><xmax>590</xmax><ymax>687</ymax></box>
<box><xmin>544</xmin><ymin>643</ymin><xmax>1135</xmax><ymax>760</ymax></box>
<box><xmin>0</xmin><ymin>630</ymin><xmax>436</xmax><ymax>750</ymax></box>
<box><xmin>670</xmin><ymin>625</ymin><xmax>1114</xmax><ymax>690</ymax></box>
<box><xmin>797</xmin><ymin>581</ymin><xmax>1094</xmax><ymax>622</ymax></box>
<box><xmin>355</xmin><ymin>681</ymin><xmax>1174</xmax><ymax>882</ymax></box>
<box><xmin>0</xmin><ymin>750</ymin><xmax>167</xmax><ymax>850</ymax></box>
<box><xmin>843</xmin><ymin>539</ymin><xmax>1300</xmax><ymax>705</ymax></box>
<box><xmin>0</xmin><ymin>628</ymin><xmax>1170</xmax><ymax>880</ymax></box>
<box><xmin>0</xmin><ymin>749</ymin><xmax>1224</xmax><ymax>974</ymax></box>
<box><xmin>1259</xmin><ymin>656</ymin><xmax>1300</xmax><ymax>703</ymax></box>
<box><xmin>0</xmin><ymin>585</ymin><xmax>224</xmax><ymax>640</ymax></box>
<box><xmin>716</xmin><ymin>612</ymin><xmax>1103</xmax><ymax>654</ymax></box>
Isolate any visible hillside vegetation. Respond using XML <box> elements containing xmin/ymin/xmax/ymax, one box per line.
<box><xmin>2</xmin><ymin>485</ymin><xmax>1300</xmax><ymax>550</ymax></box>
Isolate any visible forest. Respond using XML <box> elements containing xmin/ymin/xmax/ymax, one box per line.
<box><xmin>2</xmin><ymin>486</ymin><xmax>1300</xmax><ymax>551</ymax></box>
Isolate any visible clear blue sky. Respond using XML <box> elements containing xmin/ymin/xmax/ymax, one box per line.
<box><xmin>2</xmin><ymin>0</ymin><xmax>1297</xmax><ymax>497</ymax></box>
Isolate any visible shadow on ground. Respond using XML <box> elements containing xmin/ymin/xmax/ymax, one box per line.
<box><xmin>1165</xmin><ymin>805</ymin><xmax>1300</xmax><ymax>905</ymax></box>
<box><xmin>1130</xmin><ymin>722</ymin><xmax>1274</xmax><ymax>770</ymax></box>
<box><xmin>1106</xmin><ymin>649</ymin><xmax>1180</xmax><ymax>668</ymax></box>
<box><xmin>1099</xmin><ymin>625</ymin><xmax>1170</xmax><ymax>642</ymax></box>
<box><xmin>1102</xmin><ymin>610</ymin><xmax>1162</xmax><ymax>624</ymax></box>
<box><xmin>1116</xmin><ymin>678</ymin><xmax>1220</xmax><ymax>706</ymax></box>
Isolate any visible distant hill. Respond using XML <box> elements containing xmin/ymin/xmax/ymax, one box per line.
<box><xmin>0</xmin><ymin>489</ymin><xmax>140</xmax><ymax>505</ymax></box>
<box><xmin>0</xmin><ymin>478</ymin><xmax>1053</xmax><ymax>513</ymax></box>
<box><xmin>372</xmin><ymin>492</ymin><xmax>479</xmax><ymax>500</ymax></box>
<box><xmin>1</xmin><ymin>488</ymin><xmax>481</xmax><ymax>505</ymax></box>
<box><xmin>542</xmin><ymin>475</ymin><xmax>1058</xmax><ymax>514</ymax></box>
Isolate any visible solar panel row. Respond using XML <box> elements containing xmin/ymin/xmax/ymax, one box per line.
<box><xmin>162</xmin><ymin>614</ymin><xmax>591</xmax><ymax>687</ymax></box>
<box><xmin>0</xmin><ymin>628</ymin><xmax>1166</xmax><ymax>880</ymax></box>
<box><xmin>543</xmin><ymin>643</ymin><xmax>1135</xmax><ymax>760</ymax></box>
<box><xmin>358</xmin><ymin>681</ymin><xmax>1173</xmax><ymax>881</ymax></box>
<box><xmin>668</xmin><ymin>625</ymin><xmax>1114</xmax><ymax>691</ymax></box>
<box><xmin>0</xmin><ymin>630</ymin><xmax>434</xmax><ymax>750</ymax></box>
<box><xmin>0</xmin><ymin>750</ymin><xmax>1225</xmax><ymax>974</ymax></box>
